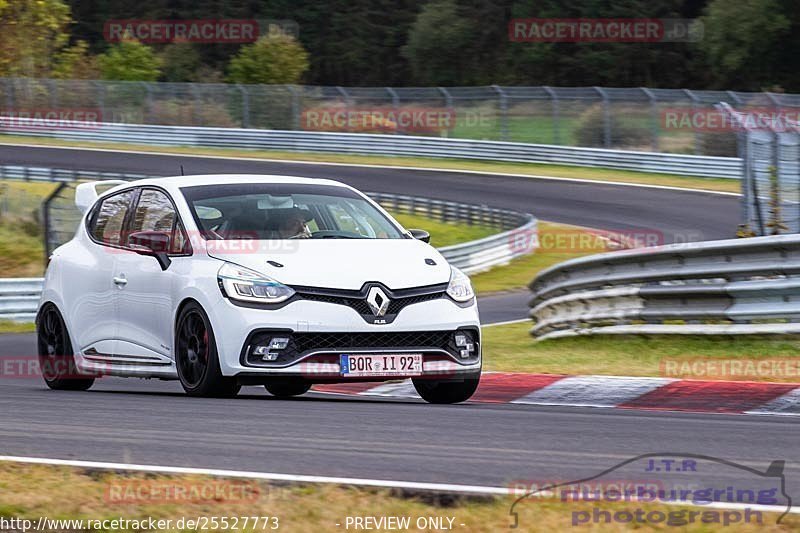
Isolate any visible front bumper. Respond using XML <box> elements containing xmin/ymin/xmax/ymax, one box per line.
<box><xmin>209</xmin><ymin>295</ymin><xmax>481</xmax><ymax>381</ymax></box>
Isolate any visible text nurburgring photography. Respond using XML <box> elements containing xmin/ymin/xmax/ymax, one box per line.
<box><xmin>0</xmin><ymin>0</ymin><xmax>799</xmax><ymax>532</ymax></box>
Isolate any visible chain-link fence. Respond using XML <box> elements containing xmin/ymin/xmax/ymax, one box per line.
<box><xmin>3</xmin><ymin>78</ymin><xmax>800</xmax><ymax>156</ymax></box>
<box><xmin>716</xmin><ymin>103</ymin><xmax>800</xmax><ymax>236</ymax></box>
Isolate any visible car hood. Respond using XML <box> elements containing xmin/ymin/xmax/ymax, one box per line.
<box><xmin>207</xmin><ymin>238</ymin><xmax>452</xmax><ymax>290</ymax></box>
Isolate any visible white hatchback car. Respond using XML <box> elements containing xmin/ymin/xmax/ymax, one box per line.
<box><xmin>37</xmin><ymin>175</ymin><xmax>481</xmax><ymax>403</ymax></box>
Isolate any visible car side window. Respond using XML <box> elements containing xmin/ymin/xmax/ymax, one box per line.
<box><xmin>90</xmin><ymin>190</ymin><xmax>134</xmax><ymax>246</ymax></box>
<box><xmin>129</xmin><ymin>188</ymin><xmax>189</xmax><ymax>254</ymax></box>
<box><xmin>130</xmin><ymin>189</ymin><xmax>176</xmax><ymax>233</ymax></box>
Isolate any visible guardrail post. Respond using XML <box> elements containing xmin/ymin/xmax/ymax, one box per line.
<box><xmin>542</xmin><ymin>86</ymin><xmax>560</xmax><ymax>145</ymax></box>
<box><xmin>641</xmin><ymin>87</ymin><xmax>659</xmax><ymax>152</ymax></box>
<box><xmin>491</xmin><ymin>85</ymin><xmax>509</xmax><ymax>142</ymax></box>
<box><xmin>594</xmin><ymin>87</ymin><xmax>611</xmax><ymax>149</ymax></box>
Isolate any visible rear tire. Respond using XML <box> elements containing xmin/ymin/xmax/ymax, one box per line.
<box><xmin>36</xmin><ymin>304</ymin><xmax>94</xmax><ymax>391</ymax></box>
<box><xmin>264</xmin><ymin>380</ymin><xmax>312</xmax><ymax>398</ymax></box>
<box><xmin>176</xmin><ymin>302</ymin><xmax>240</xmax><ymax>398</ymax></box>
<box><xmin>412</xmin><ymin>371</ymin><xmax>480</xmax><ymax>404</ymax></box>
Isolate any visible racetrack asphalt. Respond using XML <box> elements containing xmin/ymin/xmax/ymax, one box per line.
<box><xmin>3</xmin><ymin>144</ymin><xmax>784</xmax><ymax>502</ymax></box>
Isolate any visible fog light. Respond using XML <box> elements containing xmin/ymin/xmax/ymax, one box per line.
<box><xmin>454</xmin><ymin>333</ymin><xmax>475</xmax><ymax>359</ymax></box>
<box><xmin>268</xmin><ymin>337</ymin><xmax>290</xmax><ymax>350</ymax></box>
<box><xmin>252</xmin><ymin>345</ymin><xmax>278</xmax><ymax>361</ymax></box>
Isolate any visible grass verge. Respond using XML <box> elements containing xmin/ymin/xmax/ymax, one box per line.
<box><xmin>0</xmin><ymin>463</ymin><xmax>790</xmax><ymax>532</ymax></box>
<box><xmin>0</xmin><ymin>321</ymin><xmax>35</xmax><ymax>334</ymax></box>
<box><xmin>483</xmin><ymin>321</ymin><xmax>800</xmax><ymax>382</ymax></box>
<box><xmin>470</xmin><ymin>221</ymin><xmax>605</xmax><ymax>294</ymax></box>
<box><xmin>0</xmin><ymin>134</ymin><xmax>740</xmax><ymax>193</ymax></box>
<box><xmin>390</xmin><ymin>213</ymin><xmax>495</xmax><ymax>248</ymax></box>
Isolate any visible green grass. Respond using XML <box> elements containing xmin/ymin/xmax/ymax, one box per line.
<box><xmin>0</xmin><ymin>321</ymin><xmax>35</xmax><ymax>334</ymax></box>
<box><xmin>0</xmin><ymin>134</ymin><xmax>740</xmax><ymax>193</ymax></box>
<box><xmin>0</xmin><ymin>222</ymin><xmax>44</xmax><ymax>277</ymax></box>
<box><xmin>483</xmin><ymin>322</ymin><xmax>800</xmax><ymax>382</ymax></box>
<box><xmin>391</xmin><ymin>212</ymin><xmax>496</xmax><ymax>248</ymax></box>
<box><xmin>471</xmin><ymin>221</ymin><xmax>607</xmax><ymax>294</ymax></box>
<box><xmin>0</xmin><ymin>462</ymin><xmax>791</xmax><ymax>532</ymax></box>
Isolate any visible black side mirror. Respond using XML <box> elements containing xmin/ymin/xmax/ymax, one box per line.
<box><xmin>409</xmin><ymin>228</ymin><xmax>431</xmax><ymax>243</ymax></box>
<box><xmin>129</xmin><ymin>230</ymin><xmax>172</xmax><ymax>270</ymax></box>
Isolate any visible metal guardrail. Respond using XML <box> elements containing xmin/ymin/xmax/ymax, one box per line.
<box><xmin>528</xmin><ymin>234</ymin><xmax>800</xmax><ymax>340</ymax></box>
<box><xmin>0</xmin><ymin>171</ymin><xmax>537</xmax><ymax>321</ymax></box>
<box><xmin>0</xmin><ymin>278</ymin><xmax>44</xmax><ymax>322</ymax></box>
<box><xmin>0</xmin><ymin>118</ymin><xmax>741</xmax><ymax>179</ymax></box>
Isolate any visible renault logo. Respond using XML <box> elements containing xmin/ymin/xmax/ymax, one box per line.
<box><xmin>366</xmin><ymin>286</ymin><xmax>390</xmax><ymax>316</ymax></box>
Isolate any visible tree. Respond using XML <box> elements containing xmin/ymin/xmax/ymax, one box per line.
<box><xmin>160</xmin><ymin>43</ymin><xmax>202</xmax><ymax>82</ymax></box>
<box><xmin>52</xmin><ymin>41</ymin><xmax>99</xmax><ymax>79</ymax></box>
<box><xmin>97</xmin><ymin>41</ymin><xmax>162</xmax><ymax>81</ymax></box>
<box><xmin>402</xmin><ymin>0</ymin><xmax>478</xmax><ymax>85</ymax></box>
<box><xmin>227</xmin><ymin>33</ymin><xmax>309</xmax><ymax>84</ymax></box>
<box><xmin>0</xmin><ymin>0</ymin><xmax>72</xmax><ymax>77</ymax></box>
<box><xmin>700</xmin><ymin>0</ymin><xmax>791</xmax><ymax>89</ymax></box>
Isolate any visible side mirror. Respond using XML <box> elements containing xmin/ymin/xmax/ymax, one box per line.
<box><xmin>408</xmin><ymin>228</ymin><xmax>431</xmax><ymax>243</ymax></box>
<box><xmin>129</xmin><ymin>230</ymin><xmax>172</xmax><ymax>270</ymax></box>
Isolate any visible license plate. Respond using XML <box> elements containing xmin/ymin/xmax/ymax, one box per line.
<box><xmin>340</xmin><ymin>354</ymin><xmax>423</xmax><ymax>377</ymax></box>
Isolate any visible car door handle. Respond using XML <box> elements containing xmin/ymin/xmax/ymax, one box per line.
<box><xmin>113</xmin><ymin>276</ymin><xmax>128</xmax><ymax>286</ymax></box>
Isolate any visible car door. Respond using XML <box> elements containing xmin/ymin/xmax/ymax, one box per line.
<box><xmin>113</xmin><ymin>187</ymin><xmax>189</xmax><ymax>363</ymax></box>
<box><xmin>66</xmin><ymin>189</ymin><xmax>135</xmax><ymax>357</ymax></box>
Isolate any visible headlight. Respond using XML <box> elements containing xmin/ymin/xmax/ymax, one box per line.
<box><xmin>446</xmin><ymin>266</ymin><xmax>474</xmax><ymax>303</ymax></box>
<box><xmin>218</xmin><ymin>262</ymin><xmax>295</xmax><ymax>304</ymax></box>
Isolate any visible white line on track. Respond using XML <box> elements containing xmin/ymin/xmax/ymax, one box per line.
<box><xmin>0</xmin><ymin>142</ymin><xmax>741</xmax><ymax>197</ymax></box>
<box><xmin>481</xmin><ymin>318</ymin><xmax>529</xmax><ymax>327</ymax></box>
<box><xmin>1</xmin><ymin>455</ymin><xmax>797</xmax><ymax>517</ymax></box>
<box><xmin>0</xmin><ymin>455</ymin><xmax>509</xmax><ymax>496</ymax></box>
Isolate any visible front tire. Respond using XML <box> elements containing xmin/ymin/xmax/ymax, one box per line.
<box><xmin>264</xmin><ymin>380</ymin><xmax>312</xmax><ymax>398</ymax></box>
<box><xmin>412</xmin><ymin>371</ymin><xmax>480</xmax><ymax>404</ymax></box>
<box><xmin>176</xmin><ymin>302</ymin><xmax>240</xmax><ymax>398</ymax></box>
<box><xmin>36</xmin><ymin>304</ymin><xmax>94</xmax><ymax>391</ymax></box>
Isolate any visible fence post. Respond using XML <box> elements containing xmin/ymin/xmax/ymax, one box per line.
<box><xmin>640</xmin><ymin>87</ymin><xmax>659</xmax><ymax>152</ymax></box>
<box><xmin>336</xmin><ymin>86</ymin><xmax>351</xmax><ymax>132</ymax></box>
<box><xmin>491</xmin><ymin>85</ymin><xmax>509</xmax><ymax>141</ymax></box>
<box><xmin>594</xmin><ymin>86</ymin><xmax>611</xmax><ymax>149</ymax></box>
<box><xmin>542</xmin><ymin>86</ymin><xmax>560</xmax><ymax>145</ymax></box>
<box><xmin>236</xmin><ymin>84</ymin><xmax>250</xmax><ymax>128</ymax></box>
<box><xmin>93</xmin><ymin>81</ymin><xmax>107</xmax><ymax>122</ymax></box>
<box><xmin>386</xmin><ymin>87</ymin><xmax>400</xmax><ymax>134</ymax></box>
<box><xmin>141</xmin><ymin>82</ymin><xmax>153</xmax><ymax>123</ymax></box>
<box><xmin>4</xmin><ymin>78</ymin><xmax>13</xmax><ymax>109</ymax></box>
<box><xmin>286</xmin><ymin>85</ymin><xmax>301</xmax><ymax>130</ymax></box>
<box><xmin>684</xmin><ymin>89</ymin><xmax>702</xmax><ymax>155</ymax></box>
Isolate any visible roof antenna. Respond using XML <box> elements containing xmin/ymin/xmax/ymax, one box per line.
<box><xmin>180</xmin><ymin>165</ymin><xmax>185</xmax><ymax>176</ymax></box>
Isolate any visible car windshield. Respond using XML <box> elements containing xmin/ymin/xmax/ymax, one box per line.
<box><xmin>181</xmin><ymin>183</ymin><xmax>405</xmax><ymax>240</ymax></box>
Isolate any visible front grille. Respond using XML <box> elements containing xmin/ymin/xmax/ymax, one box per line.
<box><xmin>293</xmin><ymin>283</ymin><xmax>448</xmax><ymax>323</ymax></box>
<box><xmin>299</xmin><ymin>291</ymin><xmax>444</xmax><ymax>315</ymax></box>
<box><xmin>293</xmin><ymin>330</ymin><xmax>453</xmax><ymax>353</ymax></box>
<box><xmin>241</xmin><ymin>329</ymin><xmax>479</xmax><ymax>367</ymax></box>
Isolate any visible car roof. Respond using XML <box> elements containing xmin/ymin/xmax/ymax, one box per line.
<box><xmin>124</xmin><ymin>174</ymin><xmax>350</xmax><ymax>190</ymax></box>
